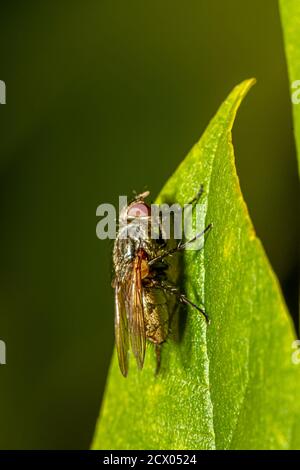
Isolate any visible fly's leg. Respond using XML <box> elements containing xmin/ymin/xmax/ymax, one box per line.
<box><xmin>165</xmin><ymin>283</ymin><xmax>209</xmax><ymax>324</ymax></box>
<box><xmin>174</xmin><ymin>184</ymin><xmax>204</xmax><ymax>212</ymax></box>
<box><xmin>147</xmin><ymin>279</ymin><xmax>209</xmax><ymax>324</ymax></box>
<box><xmin>171</xmin><ymin>184</ymin><xmax>204</xmax><ymax>216</ymax></box>
<box><xmin>188</xmin><ymin>183</ymin><xmax>204</xmax><ymax>205</ymax></box>
<box><xmin>179</xmin><ymin>293</ymin><xmax>209</xmax><ymax>324</ymax></box>
<box><xmin>149</xmin><ymin>223</ymin><xmax>212</xmax><ymax>266</ymax></box>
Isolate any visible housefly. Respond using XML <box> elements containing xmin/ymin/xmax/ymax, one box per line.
<box><xmin>112</xmin><ymin>189</ymin><xmax>212</xmax><ymax>376</ymax></box>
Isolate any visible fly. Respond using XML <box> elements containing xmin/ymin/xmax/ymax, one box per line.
<box><xmin>112</xmin><ymin>187</ymin><xmax>212</xmax><ymax>376</ymax></box>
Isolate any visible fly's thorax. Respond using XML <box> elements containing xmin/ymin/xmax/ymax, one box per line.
<box><xmin>126</xmin><ymin>219</ymin><xmax>151</xmax><ymax>243</ymax></box>
<box><xmin>114</xmin><ymin>219</ymin><xmax>164</xmax><ymax>263</ymax></box>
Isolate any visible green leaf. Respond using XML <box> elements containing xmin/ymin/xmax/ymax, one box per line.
<box><xmin>280</xmin><ymin>0</ymin><xmax>300</xmax><ymax>174</ymax></box>
<box><xmin>92</xmin><ymin>79</ymin><xmax>300</xmax><ymax>450</ymax></box>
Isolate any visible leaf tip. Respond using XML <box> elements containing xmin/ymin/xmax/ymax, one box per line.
<box><xmin>233</xmin><ymin>78</ymin><xmax>256</xmax><ymax>105</ymax></box>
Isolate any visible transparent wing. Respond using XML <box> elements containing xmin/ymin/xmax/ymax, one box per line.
<box><xmin>125</xmin><ymin>256</ymin><xmax>146</xmax><ymax>369</ymax></box>
<box><xmin>114</xmin><ymin>283</ymin><xmax>129</xmax><ymax>377</ymax></box>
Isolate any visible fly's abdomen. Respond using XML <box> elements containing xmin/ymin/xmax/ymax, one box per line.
<box><xmin>142</xmin><ymin>287</ymin><xmax>169</xmax><ymax>344</ymax></box>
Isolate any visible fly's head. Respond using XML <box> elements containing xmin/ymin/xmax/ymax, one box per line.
<box><xmin>118</xmin><ymin>192</ymin><xmax>152</xmax><ymax>245</ymax></box>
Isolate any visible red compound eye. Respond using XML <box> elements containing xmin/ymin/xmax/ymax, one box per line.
<box><xmin>127</xmin><ymin>202</ymin><xmax>151</xmax><ymax>218</ymax></box>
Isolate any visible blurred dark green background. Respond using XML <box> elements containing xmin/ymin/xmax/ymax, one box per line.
<box><xmin>0</xmin><ymin>0</ymin><xmax>298</xmax><ymax>449</ymax></box>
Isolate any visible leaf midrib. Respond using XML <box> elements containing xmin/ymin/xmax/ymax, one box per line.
<box><xmin>203</xmin><ymin>81</ymin><xmax>255</xmax><ymax>449</ymax></box>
